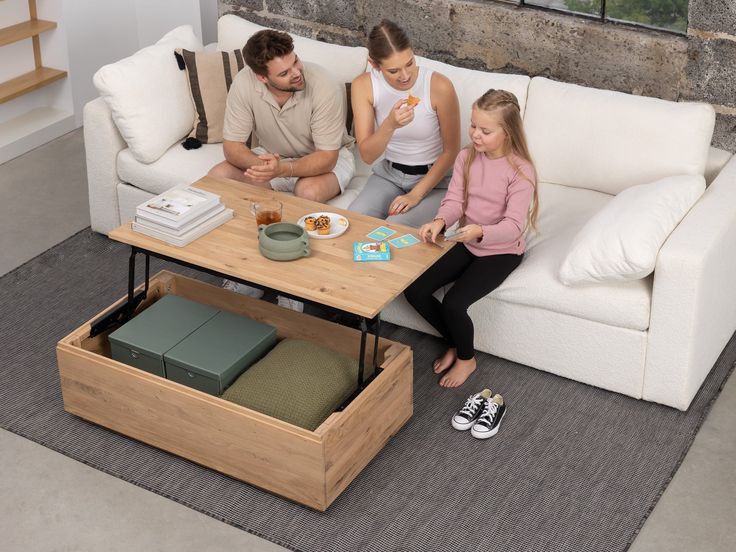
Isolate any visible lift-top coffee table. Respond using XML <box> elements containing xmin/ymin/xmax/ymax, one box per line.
<box><xmin>57</xmin><ymin>177</ymin><xmax>452</xmax><ymax>510</ymax></box>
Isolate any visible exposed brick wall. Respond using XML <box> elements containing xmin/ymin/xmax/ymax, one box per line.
<box><xmin>220</xmin><ymin>0</ymin><xmax>735</xmax><ymax>151</ymax></box>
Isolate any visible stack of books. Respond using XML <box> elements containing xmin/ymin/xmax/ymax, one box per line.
<box><xmin>132</xmin><ymin>186</ymin><xmax>233</xmax><ymax>246</ymax></box>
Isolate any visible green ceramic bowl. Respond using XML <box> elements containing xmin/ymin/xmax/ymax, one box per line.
<box><xmin>258</xmin><ymin>222</ymin><xmax>310</xmax><ymax>261</ymax></box>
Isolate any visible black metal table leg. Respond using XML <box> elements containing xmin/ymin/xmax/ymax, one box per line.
<box><xmin>90</xmin><ymin>246</ymin><xmax>148</xmax><ymax>337</ymax></box>
<box><xmin>357</xmin><ymin>317</ymin><xmax>368</xmax><ymax>388</ymax></box>
<box><xmin>372</xmin><ymin>314</ymin><xmax>381</xmax><ymax>374</ymax></box>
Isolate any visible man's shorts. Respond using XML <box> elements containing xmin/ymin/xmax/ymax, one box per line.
<box><xmin>252</xmin><ymin>146</ymin><xmax>355</xmax><ymax>194</ymax></box>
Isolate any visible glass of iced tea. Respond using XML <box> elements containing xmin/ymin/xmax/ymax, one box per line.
<box><xmin>251</xmin><ymin>199</ymin><xmax>282</xmax><ymax>226</ymax></box>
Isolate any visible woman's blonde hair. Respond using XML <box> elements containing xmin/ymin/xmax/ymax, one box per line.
<box><xmin>462</xmin><ymin>89</ymin><xmax>539</xmax><ymax>231</ymax></box>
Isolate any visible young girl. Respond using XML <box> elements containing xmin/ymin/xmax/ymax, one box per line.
<box><xmin>348</xmin><ymin>20</ymin><xmax>460</xmax><ymax>227</ymax></box>
<box><xmin>405</xmin><ymin>89</ymin><xmax>538</xmax><ymax>388</ymax></box>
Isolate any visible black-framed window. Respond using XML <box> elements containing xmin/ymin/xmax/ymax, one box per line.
<box><xmin>520</xmin><ymin>0</ymin><xmax>688</xmax><ymax>34</ymax></box>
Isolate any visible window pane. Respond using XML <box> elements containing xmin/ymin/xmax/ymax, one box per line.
<box><xmin>526</xmin><ymin>0</ymin><xmax>602</xmax><ymax>17</ymax></box>
<box><xmin>606</xmin><ymin>0</ymin><xmax>688</xmax><ymax>33</ymax></box>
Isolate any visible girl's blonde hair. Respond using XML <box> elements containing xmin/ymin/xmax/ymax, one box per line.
<box><xmin>462</xmin><ymin>89</ymin><xmax>539</xmax><ymax>231</ymax></box>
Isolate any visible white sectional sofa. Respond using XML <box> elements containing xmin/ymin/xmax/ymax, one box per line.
<box><xmin>84</xmin><ymin>14</ymin><xmax>736</xmax><ymax>410</ymax></box>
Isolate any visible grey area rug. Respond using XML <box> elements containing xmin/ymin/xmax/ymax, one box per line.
<box><xmin>1</xmin><ymin>229</ymin><xmax>734</xmax><ymax>552</ymax></box>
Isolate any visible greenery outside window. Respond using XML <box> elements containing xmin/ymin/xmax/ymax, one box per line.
<box><xmin>521</xmin><ymin>0</ymin><xmax>688</xmax><ymax>34</ymax></box>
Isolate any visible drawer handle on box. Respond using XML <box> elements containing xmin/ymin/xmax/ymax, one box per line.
<box><xmin>130</xmin><ymin>351</ymin><xmax>140</xmax><ymax>359</ymax></box>
<box><xmin>187</xmin><ymin>371</ymin><xmax>195</xmax><ymax>378</ymax></box>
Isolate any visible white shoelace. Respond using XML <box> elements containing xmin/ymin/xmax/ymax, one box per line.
<box><xmin>476</xmin><ymin>402</ymin><xmax>499</xmax><ymax>427</ymax></box>
<box><xmin>458</xmin><ymin>395</ymin><xmax>485</xmax><ymax>420</ymax></box>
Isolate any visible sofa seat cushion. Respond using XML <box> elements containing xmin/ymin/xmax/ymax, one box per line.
<box><xmin>118</xmin><ymin>144</ymin><xmax>225</xmax><ymax>195</ymax></box>
<box><xmin>490</xmin><ymin>182</ymin><xmax>653</xmax><ymax>331</ymax></box>
<box><xmin>119</xmin><ymin>143</ymin><xmax>369</xmax><ymax>202</ymax></box>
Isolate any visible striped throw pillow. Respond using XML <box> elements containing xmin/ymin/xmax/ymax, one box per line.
<box><xmin>175</xmin><ymin>48</ymin><xmax>245</xmax><ymax>147</ymax></box>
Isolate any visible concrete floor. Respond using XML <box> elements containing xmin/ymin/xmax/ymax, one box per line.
<box><xmin>1</xmin><ymin>129</ymin><xmax>734</xmax><ymax>551</ymax></box>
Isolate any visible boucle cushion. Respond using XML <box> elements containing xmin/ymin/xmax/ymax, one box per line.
<box><xmin>490</xmin><ymin>182</ymin><xmax>652</xmax><ymax>331</ymax></box>
<box><xmin>415</xmin><ymin>56</ymin><xmax>531</xmax><ymax>149</ymax></box>
<box><xmin>559</xmin><ymin>174</ymin><xmax>706</xmax><ymax>285</ymax></box>
<box><xmin>221</xmin><ymin>339</ymin><xmax>361</xmax><ymax>431</ymax></box>
<box><xmin>93</xmin><ymin>26</ymin><xmax>203</xmax><ymax>164</ymax></box>
<box><xmin>524</xmin><ymin>77</ymin><xmax>715</xmax><ymax>195</ymax></box>
<box><xmin>176</xmin><ymin>48</ymin><xmax>245</xmax><ymax>146</ymax></box>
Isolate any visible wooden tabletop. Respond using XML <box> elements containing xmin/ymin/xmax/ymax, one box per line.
<box><xmin>109</xmin><ymin>177</ymin><xmax>453</xmax><ymax>319</ymax></box>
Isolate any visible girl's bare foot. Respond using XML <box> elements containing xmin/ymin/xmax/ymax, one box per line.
<box><xmin>439</xmin><ymin>357</ymin><xmax>476</xmax><ymax>388</ymax></box>
<box><xmin>432</xmin><ymin>347</ymin><xmax>457</xmax><ymax>374</ymax></box>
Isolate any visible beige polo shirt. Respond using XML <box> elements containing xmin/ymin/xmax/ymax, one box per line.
<box><xmin>222</xmin><ymin>61</ymin><xmax>354</xmax><ymax>158</ymax></box>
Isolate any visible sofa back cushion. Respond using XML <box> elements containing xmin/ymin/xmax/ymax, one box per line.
<box><xmin>216</xmin><ymin>15</ymin><xmax>368</xmax><ymax>85</ymax></box>
<box><xmin>415</xmin><ymin>56</ymin><xmax>531</xmax><ymax>148</ymax></box>
<box><xmin>523</xmin><ymin>77</ymin><xmax>716</xmax><ymax>195</ymax></box>
<box><xmin>93</xmin><ymin>25</ymin><xmax>203</xmax><ymax>164</ymax></box>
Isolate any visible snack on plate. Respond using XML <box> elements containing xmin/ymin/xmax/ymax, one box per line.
<box><xmin>304</xmin><ymin>216</ymin><xmax>317</xmax><ymax>231</ymax></box>
<box><xmin>406</xmin><ymin>94</ymin><xmax>420</xmax><ymax>107</ymax></box>
<box><xmin>316</xmin><ymin>215</ymin><xmax>331</xmax><ymax>235</ymax></box>
<box><xmin>338</xmin><ymin>217</ymin><xmax>348</xmax><ymax>226</ymax></box>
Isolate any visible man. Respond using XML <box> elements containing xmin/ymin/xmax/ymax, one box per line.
<box><xmin>208</xmin><ymin>29</ymin><xmax>355</xmax><ymax>203</ymax></box>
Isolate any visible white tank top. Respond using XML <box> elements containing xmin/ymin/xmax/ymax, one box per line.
<box><xmin>371</xmin><ymin>66</ymin><xmax>443</xmax><ymax>166</ymax></box>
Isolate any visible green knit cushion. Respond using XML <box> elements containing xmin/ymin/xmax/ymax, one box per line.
<box><xmin>221</xmin><ymin>339</ymin><xmax>361</xmax><ymax>431</ymax></box>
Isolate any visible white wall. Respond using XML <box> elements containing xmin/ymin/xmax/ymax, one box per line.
<box><xmin>0</xmin><ymin>0</ymin><xmax>218</xmax><ymax>130</ymax></box>
<box><xmin>0</xmin><ymin>0</ymin><xmax>74</xmax><ymax>125</ymax></box>
<box><xmin>63</xmin><ymin>0</ymin><xmax>213</xmax><ymax>126</ymax></box>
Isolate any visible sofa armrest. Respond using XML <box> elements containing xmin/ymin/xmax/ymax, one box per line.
<box><xmin>644</xmin><ymin>155</ymin><xmax>736</xmax><ymax>409</ymax></box>
<box><xmin>83</xmin><ymin>97</ymin><xmax>126</xmax><ymax>235</ymax></box>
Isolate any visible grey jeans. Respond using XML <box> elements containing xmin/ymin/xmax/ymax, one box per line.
<box><xmin>348</xmin><ymin>159</ymin><xmax>450</xmax><ymax>228</ymax></box>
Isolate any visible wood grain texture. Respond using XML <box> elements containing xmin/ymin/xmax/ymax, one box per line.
<box><xmin>57</xmin><ymin>272</ymin><xmax>414</xmax><ymax>510</ymax></box>
<box><xmin>0</xmin><ymin>20</ymin><xmax>56</xmax><ymax>47</ymax></box>
<box><xmin>109</xmin><ymin>177</ymin><xmax>453</xmax><ymax>319</ymax></box>
<box><xmin>318</xmin><ymin>343</ymin><xmax>413</xmax><ymax>504</ymax></box>
<box><xmin>0</xmin><ymin>67</ymin><xmax>66</xmax><ymax>104</ymax></box>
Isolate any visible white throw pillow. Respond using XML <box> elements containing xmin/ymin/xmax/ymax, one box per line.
<box><xmin>558</xmin><ymin>175</ymin><xmax>706</xmax><ymax>285</ymax></box>
<box><xmin>93</xmin><ymin>26</ymin><xmax>203</xmax><ymax>164</ymax></box>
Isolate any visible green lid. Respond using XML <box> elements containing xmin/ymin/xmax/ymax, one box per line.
<box><xmin>164</xmin><ymin>310</ymin><xmax>277</xmax><ymax>383</ymax></box>
<box><xmin>108</xmin><ymin>295</ymin><xmax>218</xmax><ymax>358</ymax></box>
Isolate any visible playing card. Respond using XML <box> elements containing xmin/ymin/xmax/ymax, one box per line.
<box><xmin>388</xmin><ymin>234</ymin><xmax>420</xmax><ymax>248</ymax></box>
<box><xmin>367</xmin><ymin>226</ymin><xmax>397</xmax><ymax>241</ymax></box>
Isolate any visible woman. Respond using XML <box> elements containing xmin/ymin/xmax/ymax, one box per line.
<box><xmin>348</xmin><ymin>20</ymin><xmax>460</xmax><ymax>227</ymax></box>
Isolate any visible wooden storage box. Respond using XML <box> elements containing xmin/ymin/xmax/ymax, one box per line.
<box><xmin>56</xmin><ymin>270</ymin><xmax>413</xmax><ymax>511</ymax></box>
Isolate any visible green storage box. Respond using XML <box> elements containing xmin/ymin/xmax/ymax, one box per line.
<box><xmin>109</xmin><ymin>295</ymin><xmax>218</xmax><ymax>377</ymax></box>
<box><xmin>109</xmin><ymin>295</ymin><xmax>277</xmax><ymax>395</ymax></box>
<box><xmin>165</xmin><ymin>309</ymin><xmax>277</xmax><ymax>395</ymax></box>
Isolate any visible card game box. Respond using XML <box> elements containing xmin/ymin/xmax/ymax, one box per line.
<box><xmin>353</xmin><ymin>241</ymin><xmax>391</xmax><ymax>262</ymax></box>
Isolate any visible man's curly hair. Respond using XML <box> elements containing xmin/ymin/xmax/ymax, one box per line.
<box><xmin>243</xmin><ymin>29</ymin><xmax>294</xmax><ymax>76</ymax></box>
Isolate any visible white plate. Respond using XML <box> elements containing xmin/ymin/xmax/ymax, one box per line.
<box><xmin>296</xmin><ymin>212</ymin><xmax>350</xmax><ymax>240</ymax></box>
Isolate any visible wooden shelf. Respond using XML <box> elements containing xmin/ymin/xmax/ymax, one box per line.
<box><xmin>0</xmin><ymin>67</ymin><xmax>67</xmax><ymax>104</ymax></box>
<box><xmin>0</xmin><ymin>19</ymin><xmax>57</xmax><ymax>47</ymax></box>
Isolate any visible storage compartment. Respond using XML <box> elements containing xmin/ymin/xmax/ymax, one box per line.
<box><xmin>56</xmin><ymin>270</ymin><xmax>413</xmax><ymax>510</ymax></box>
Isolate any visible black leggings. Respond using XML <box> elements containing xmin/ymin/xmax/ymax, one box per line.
<box><xmin>404</xmin><ymin>245</ymin><xmax>523</xmax><ymax>360</ymax></box>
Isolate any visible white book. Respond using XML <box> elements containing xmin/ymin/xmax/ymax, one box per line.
<box><xmin>136</xmin><ymin>186</ymin><xmax>221</xmax><ymax>229</ymax></box>
<box><xmin>135</xmin><ymin>203</ymin><xmax>226</xmax><ymax>232</ymax></box>
<box><xmin>132</xmin><ymin>208</ymin><xmax>233</xmax><ymax>247</ymax></box>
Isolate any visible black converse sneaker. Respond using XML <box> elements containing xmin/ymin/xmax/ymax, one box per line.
<box><xmin>470</xmin><ymin>393</ymin><xmax>506</xmax><ymax>439</ymax></box>
<box><xmin>451</xmin><ymin>389</ymin><xmax>492</xmax><ymax>431</ymax></box>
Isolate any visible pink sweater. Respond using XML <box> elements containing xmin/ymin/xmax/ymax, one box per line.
<box><xmin>435</xmin><ymin>148</ymin><xmax>535</xmax><ymax>257</ymax></box>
